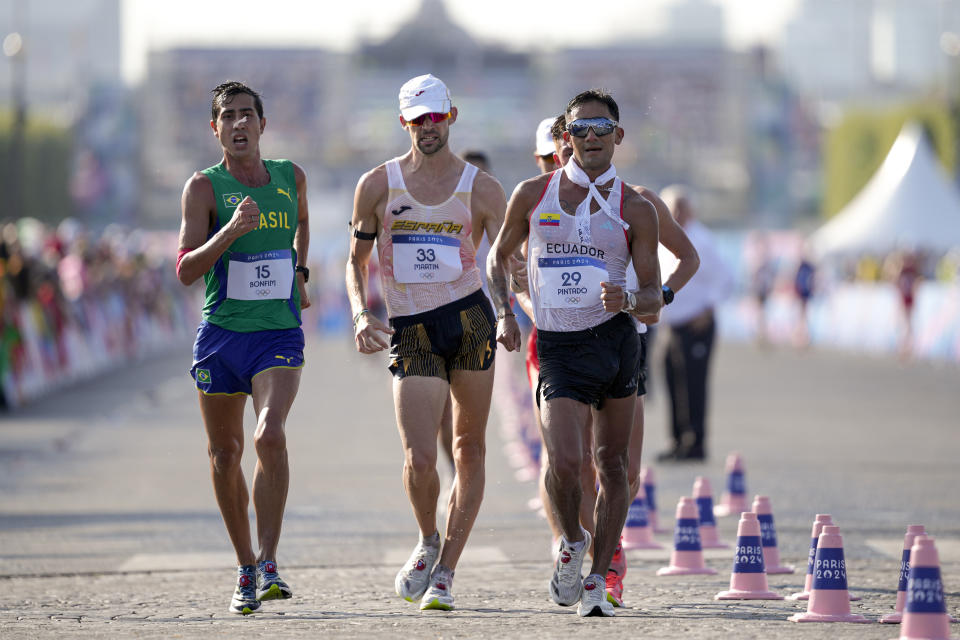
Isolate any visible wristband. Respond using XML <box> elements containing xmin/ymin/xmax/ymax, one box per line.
<box><xmin>352</xmin><ymin>228</ymin><xmax>377</xmax><ymax>241</ymax></box>
<box><xmin>353</xmin><ymin>309</ymin><xmax>370</xmax><ymax>326</ymax></box>
<box><xmin>497</xmin><ymin>311</ymin><xmax>516</xmax><ymax>320</ymax></box>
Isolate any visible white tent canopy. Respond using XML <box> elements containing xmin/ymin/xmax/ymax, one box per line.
<box><xmin>811</xmin><ymin>122</ymin><xmax>960</xmax><ymax>258</ymax></box>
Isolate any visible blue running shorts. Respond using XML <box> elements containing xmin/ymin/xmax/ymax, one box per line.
<box><xmin>190</xmin><ymin>321</ymin><xmax>305</xmax><ymax>396</ymax></box>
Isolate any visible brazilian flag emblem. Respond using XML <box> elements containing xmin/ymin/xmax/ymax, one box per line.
<box><xmin>196</xmin><ymin>369</ymin><xmax>212</xmax><ymax>384</ymax></box>
<box><xmin>222</xmin><ymin>193</ymin><xmax>243</xmax><ymax>208</ymax></box>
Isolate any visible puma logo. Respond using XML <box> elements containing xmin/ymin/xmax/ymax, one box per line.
<box><xmin>277</xmin><ymin>187</ymin><xmax>293</xmax><ymax>203</ymax></box>
<box><xmin>392</xmin><ymin>205</ymin><xmax>412</xmax><ymax>216</ymax></box>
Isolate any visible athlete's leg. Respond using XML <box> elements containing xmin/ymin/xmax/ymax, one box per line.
<box><xmin>589</xmin><ymin>394</ymin><xmax>635</xmax><ymax>577</ymax></box>
<box><xmin>394</xmin><ymin>375</ymin><xmax>449</xmax><ymax>537</ymax></box>
<box><xmin>627</xmin><ymin>396</ymin><xmax>645</xmax><ymax>500</ymax></box>
<box><xmin>438</xmin><ymin>395</ymin><xmax>454</xmax><ymax>472</ymax></box>
<box><xmin>249</xmin><ymin>366</ymin><xmax>302</xmax><ymax>562</ymax></box>
<box><xmin>441</xmin><ymin>363</ymin><xmax>495</xmax><ymax>569</ymax></box>
<box><xmin>579</xmin><ymin>412</ymin><xmax>598</xmax><ymax>538</ymax></box>
<box><xmin>199</xmin><ymin>392</ymin><xmax>255</xmax><ymax>566</ymax></box>
<box><xmin>539</xmin><ymin>396</ymin><xmax>592</xmax><ymax>542</ymax></box>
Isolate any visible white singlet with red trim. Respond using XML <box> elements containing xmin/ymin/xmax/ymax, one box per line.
<box><xmin>527</xmin><ymin>170</ymin><xmax>630</xmax><ymax>332</ymax></box>
<box><xmin>377</xmin><ymin>159</ymin><xmax>482</xmax><ymax>318</ymax></box>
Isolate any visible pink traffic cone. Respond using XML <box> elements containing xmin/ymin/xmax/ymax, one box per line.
<box><xmin>896</xmin><ymin>536</ymin><xmax>956</xmax><ymax>640</ymax></box>
<box><xmin>881</xmin><ymin>524</ymin><xmax>928</xmax><ymax>624</ymax></box>
<box><xmin>641</xmin><ymin>467</ymin><xmax>668</xmax><ymax>534</ymax></box>
<box><xmin>716</xmin><ymin>512</ymin><xmax>783</xmax><ymax>600</ymax></box>
<box><xmin>788</xmin><ymin>525</ymin><xmax>869</xmax><ymax>623</ymax></box>
<box><xmin>622</xmin><ymin>485</ymin><xmax>664</xmax><ymax>550</ymax></box>
<box><xmin>693</xmin><ymin>476</ymin><xmax>729</xmax><ymax>549</ymax></box>
<box><xmin>751</xmin><ymin>495</ymin><xmax>795</xmax><ymax>574</ymax></box>
<box><xmin>713</xmin><ymin>452</ymin><xmax>748</xmax><ymax>518</ymax></box>
<box><xmin>788</xmin><ymin>514</ymin><xmax>834</xmax><ymax>600</ymax></box>
<box><xmin>657</xmin><ymin>497</ymin><xmax>718</xmax><ymax>576</ymax></box>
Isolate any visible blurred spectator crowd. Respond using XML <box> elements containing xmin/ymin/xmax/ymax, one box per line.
<box><xmin>0</xmin><ymin>218</ymin><xmax>200</xmax><ymax>409</ymax></box>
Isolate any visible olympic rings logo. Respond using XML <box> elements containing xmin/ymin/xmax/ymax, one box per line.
<box><xmin>256</xmin><ymin>289</ymin><xmax>272</xmax><ymax>297</ymax></box>
<box><xmin>565</xmin><ymin>296</ymin><xmax>581</xmax><ymax>304</ymax></box>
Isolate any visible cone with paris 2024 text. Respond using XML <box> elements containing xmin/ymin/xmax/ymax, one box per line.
<box><xmin>751</xmin><ymin>495</ymin><xmax>794</xmax><ymax>574</ymax></box>
<box><xmin>880</xmin><ymin>524</ymin><xmax>927</xmax><ymax>624</ymax></box>
<box><xmin>893</xmin><ymin>535</ymin><xmax>957</xmax><ymax>640</ymax></box>
<box><xmin>788</xmin><ymin>525</ymin><xmax>869</xmax><ymax>623</ymax></box>
<box><xmin>657</xmin><ymin>496</ymin><xmax>718</xmax><ymax>576</ymax></box>
<box><xmin>694</xmin><ymin>476</ymin><xmax>729</xmax><ymax>549</ymax></box>
<box><xmin>715</xmin><ymin>511</ymin><xmax>783</xmax><ymax>600</ymax></box>
<box><xmin>641</xmin><ymin>466</ymin><xmax>668</xmax><ymax>534</ymax></box>
<box><xmin>714</xmin><ymin>452</ymin><xmax>747</xmax><ymax>517</ymax></box>
<box><xmin>788</xmin><ymin>514</ymin><xmax>860</xmax><ymax>601</ymax></box>
<box><xmin>622</xmin><ymin>484</ymin><xmax>663</xmax><ymax>550</ymax></box>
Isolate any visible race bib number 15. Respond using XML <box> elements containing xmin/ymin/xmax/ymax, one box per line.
<box><xmin>226</xmin><ymin>249</ymin><xmax>294</xmax><ymax>300</ymax></box>
<box><xmin>394</xmin><ymin>234</ymin><xmax>462</xmax><ymax>283</ymax></box>
<box><xmin>537</xmin><ymin>256</ymin><xmax>608</xmax><ymax>308</ymax></box>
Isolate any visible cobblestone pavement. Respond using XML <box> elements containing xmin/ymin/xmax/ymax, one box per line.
<box><xmin>1</xmin><ymin>337</ymin><xmax>958</xmax><ymax>638</ymax></box>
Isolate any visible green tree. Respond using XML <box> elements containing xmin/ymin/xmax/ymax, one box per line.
<box><xmin>0</xmin><ymin>113</ymin><xmax>73</xmax><ymax>223</ymax></box>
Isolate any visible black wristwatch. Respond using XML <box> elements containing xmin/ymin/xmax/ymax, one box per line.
<box><xmin>661</xmin><ymin>285</ymin><xmax>674</xmax><ymax>305</ymax></box>
<box><xmin>296</xmin><ymin>265</ymin><xmax>310</xmax><ymax>283</ymax></box>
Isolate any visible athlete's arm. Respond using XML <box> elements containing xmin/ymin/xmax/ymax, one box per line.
<box><xmin>293</xmin><ymin>162</ymin><xmax>311</xmax><ymax>310</ymax></box>
<box><xmin>176</xmin><ymin>172</ymin><xmax>260</xmax><ymax>286</ymax></box>
<box><xmin>601</xmin><ymin>192</ymin><xmax>661</xmax><ymax>317</ymax></box>
<box><xmin>346</xmin><ymin>166</ymin><xmax>394</xmax><ymax>354</ymax></box>
<box><xmin>511</xmin><ymin>241</ymin><xmax>534</xmax><ymax>322</ymax></box>
<box><xmin>471</xmin><ymin>171</ymin><xmax>508</xmax><ymax>251</ymax></box>
<box><xmin>488</xmin><ymin>176</ymin><xmax>544</xmax><ymax>351</ymax></box>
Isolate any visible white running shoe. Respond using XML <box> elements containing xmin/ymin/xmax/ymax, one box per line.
<box><xmin>395</xmin><ymin>533</ymin><xmax>440</xmax><ymax>602</ymax></box>
<box><xmin>549</xmin><ymin>528</ymin><xmax>591</xmax><ymax>606</ymax></box>
<box><xmin>578</xmin><ymin>573</ymin><xmax>615</xmax><ymax>617</ymax></box>
<box><xmin>420</xmin><ymin>565</ymin><xmax>455</xmax><ymax>611</ymax></box>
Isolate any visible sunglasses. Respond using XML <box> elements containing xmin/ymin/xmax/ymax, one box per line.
<box><xmin>566</xmin><ymin>117</ymin><xmax>618</xmax><ymax>138</ymax></box>
<box><xmin>406</xmin><ymin>111</ymin><xmax>452</xmax><ymax>126</ymax></box>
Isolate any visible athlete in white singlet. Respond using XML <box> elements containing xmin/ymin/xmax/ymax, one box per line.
<box><xmin>346</xmin><ymin>74</ymin><xmax>506</xmax><ymax>612</ymax></box>
<box><xmin>489</xmin><ymin>89</ymin><xmax>662</xmax><ymax>618</ymax></box>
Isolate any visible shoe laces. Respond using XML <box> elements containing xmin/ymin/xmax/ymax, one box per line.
<box><xmin>236</xmin><ymin>567</ymin><xmax>257</xmax><ymax>599</ymax></box>
<box><xmin>556</xmin><ymin>539</ymin><xmax>584</xmax><ymax>582</ymax></box>
<box><xmin>258</xmin><ymin>560</ymin><xmax>279</xmax><ymax>581</ymax></box>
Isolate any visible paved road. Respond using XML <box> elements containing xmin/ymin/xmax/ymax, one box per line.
<box><xmin>0</xmin><ymin>335</ymin><xmax>958</xmax><ymax>638</ymax></box>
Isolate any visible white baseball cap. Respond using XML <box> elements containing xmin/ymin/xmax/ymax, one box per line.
<box><xmin>398</xmin><ymin>74</ymin><xmax>452</xmax><ymax>121</ymax></box>
<box><xmin>535</xmin><ymin>117</ymin><xmax>556</xmax><ymax>156</ymax></box>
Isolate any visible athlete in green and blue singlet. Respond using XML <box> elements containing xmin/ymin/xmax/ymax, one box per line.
<box><xmin>176</xmin><ymin>81</ymin><xmax>310</xmax><ymax>615</ymax></box>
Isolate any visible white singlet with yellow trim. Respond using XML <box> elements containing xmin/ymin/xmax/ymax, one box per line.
<box><xmin>527</xmin><ymin>170</ymin><xmax>630</xmax><ymax>332</ymax></box>
<box><xmin>377</xmin><ymin>159</ymin><xmax>483</xmax><ymax>318</ymax></box>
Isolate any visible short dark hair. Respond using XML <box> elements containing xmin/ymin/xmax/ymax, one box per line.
<box><xmin>565</xmin><ymin>89</ymin><xmax>620</xmax><ymax>123</ymax></box>
<box><xmin>211</xmin><ymin>81</ymin><xmax>264</xmax><ymax>121</ymax></box>
<box><xmin>550</xmin><ymin>114</ymin><xmax>566</xmax><ymax>141</ymax></box>
<box><xmin>460</xmin><ymin>149</ymin><xmax>490</xmax><ymax>171</ymax></box>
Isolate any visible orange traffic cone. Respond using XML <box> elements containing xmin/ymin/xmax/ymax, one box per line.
<box><xmin>880</xmin><ymin>524</ymin><xmax>927</xmax><ymax>624</ymax></box>
<box><xmin>622</xmin><ymin>485</ymin><xmax>663</xmax><ymax>549</ymax></box>
<box><xmin>715</xmin><ymin>511</ymin><xmax>783</xmax><ymax>600</ymax></box>
<box><xmin>896</xmin><ymin>535</ymin><xmax>956</xmax><ymax>640</ymax></box>
<box><xmin>751</xmin><ymin>495</ymin><xmax>795</xmax><ymax>574</ymax></box>
<box><xmin>693</xmin><ymin>476</ymin><xmax>729</xmax><ymax>548</ymax></box>
<box><xmin>713</xmin><ymin>452</ymin><xmax>748</xmax><ymax>518</ymax></box>
<box><xmin>788</xmin><ymin>514</ymin><xmax>834</xmax><ymax>600</ymax></box>
<box><xmin>788</xmin><ymin>525</ymin><xmax>869</xmax><ymax>623</ymax></box>
<box><xmin>641</xmin><ymin>466</ymin><xmax>668</xmax><ymax>534</ymax></box>
<box><xmin>657</xmin><ymin>497</ymin><xmax>718</xmax><ymax>576</ymax></box>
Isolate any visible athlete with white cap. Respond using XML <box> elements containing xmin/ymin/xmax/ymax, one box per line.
<box><xmin>346</xmin><ymin>74</ymin><xmax>507</xmax><ymax>612</ymax></box>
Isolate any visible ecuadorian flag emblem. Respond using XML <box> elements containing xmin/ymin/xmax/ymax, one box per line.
<box><xmin>223</xmin><ymin>193</ymin><xmax>243</xmax><ymax>208</ymax></box>
<box><xmin>539</xmin><ymin>212</ymin><xmax>561</xmax><ymax>227</ymax></box>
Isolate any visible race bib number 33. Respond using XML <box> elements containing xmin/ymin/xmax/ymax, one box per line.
<box><xmin>394</xmin><ymin>234</ymin><xmax>462</xmax><ymax>283</ymax></box>
<box><xmin>537</xmin><ymin>256</ymin><xmax>608</xmax><ymax>308</ymax></box>
<box><xmin>226</xmin><ymin>249</ymin><xmax>294</xmax><ymax>300</ymax></box>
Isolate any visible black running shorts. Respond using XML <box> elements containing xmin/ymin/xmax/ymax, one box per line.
<box><xmin>536</xmin><ymin>312</ymin><xmax>641</xmax><ymax>409</ymax></box>
<box><xmin>388</xmin><ymin>288</ymin><xmax>496</xmax><ymax>380</ymax></box>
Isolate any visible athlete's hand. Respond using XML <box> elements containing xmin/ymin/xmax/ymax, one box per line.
<box><xmin>508</xmin><ymin>256</ymin><xmax>528</xmax><ymax>293</ymax></box>
<box><xmin>496</xmin><ymin>314</ymin><xmax>522</xmax><ymax>352</ymax></box>
<box><xmin>297</xmin><ymin>274</ymin><xmax>311</xmax><ymax>310</ymax></box>
<box><xmin>224</xmin><ymin>196</ymin><xmax>260</xmax><ymax>239</ymax></box>
<box><xmin>600</xmin><ymin>281</ymin><xmax>627</xmax><ymax>313</ymax></box>
<box><xmin>637</xmin><ymin>312</ymin><xmax>660</xmax><ymax>325</ymax></box>
<box><xmin>354</xmin><ymin>312</ymin><xmax>394</xmax><ymax>354</ymax></box>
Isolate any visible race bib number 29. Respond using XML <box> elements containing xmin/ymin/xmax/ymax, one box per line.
<box><xmin>226</xmin><ymin>249</ymin><xmax>294</xmax><ymax>300</ymax></box>
<box><xmin>537</xmin><ymin>256</ymin><xmax>608</xmax><ymax>308</ymax></box>
<box><xmin>394</xmin><ymin>234</ymin><xmax>462</xmax><ymax>283</ymax></box>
